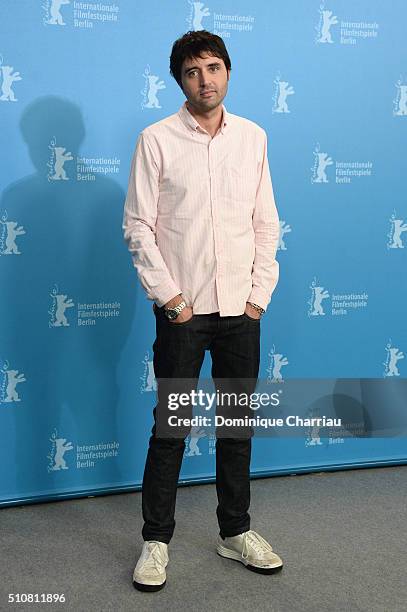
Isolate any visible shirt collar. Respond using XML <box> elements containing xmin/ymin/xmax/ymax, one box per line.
<box><xmin>178</xmin><ymin>100</ymin><xmax>228</xmax><ymax>136</ymax></box>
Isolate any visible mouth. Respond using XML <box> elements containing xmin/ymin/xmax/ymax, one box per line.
<box><xmin>200</xmin><ymin>91</ymin><xmax>216</xmax><ymax>98</ymax></box>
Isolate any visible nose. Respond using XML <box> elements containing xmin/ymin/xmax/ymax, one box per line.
<box><xmin>199</xmin><ymin>69</ymin><xmax>212</xmax><ymax>88</ymax></box>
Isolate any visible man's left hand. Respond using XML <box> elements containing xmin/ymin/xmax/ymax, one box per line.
<box><xmin>245</xmin><ymin>302</ymin><xmax>261</xmax><ymax>320</ymax></box>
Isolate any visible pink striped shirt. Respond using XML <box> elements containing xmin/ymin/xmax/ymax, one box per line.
<box><xmin>122</xmin><ymin>101</ymin><xmax>280</xmax><ymax>316</ymax></box>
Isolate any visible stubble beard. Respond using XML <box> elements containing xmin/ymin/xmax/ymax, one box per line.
<box><xmin>190</xmin><ymin>87</ymin><xmax>227</xmax><ymax>114</ymax></box>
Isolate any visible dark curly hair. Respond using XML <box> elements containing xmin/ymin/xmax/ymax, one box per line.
<box><xmin>170</xmin><ymin>30</ymin><xmax>232</xmax><ymax>90</ymax></box>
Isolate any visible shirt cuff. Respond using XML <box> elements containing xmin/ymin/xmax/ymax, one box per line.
<box><xmin>247</xmin><ymin>287</ymin><xmax>272</xmax><ymax>312</ymax></box>
<box><xmin>153</xmin><ymin>281</ymin><xmax>183</xmax><ymax>308</ymax></box>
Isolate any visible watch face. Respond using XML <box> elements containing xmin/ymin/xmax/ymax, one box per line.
<box><xmin>166</xmin><ymin>309</ymin><xmax>178</xmax><ymax>320</ymax></box>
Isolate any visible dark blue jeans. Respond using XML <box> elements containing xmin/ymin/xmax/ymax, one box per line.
<box><xmin>141</xmin><ymin>304</ymin><xmax>261</xmax><ymax>544</ymax></box>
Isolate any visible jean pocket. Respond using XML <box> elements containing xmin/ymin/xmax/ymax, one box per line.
<box><xmin>168</xmin><ymin>314</ymin><xmax>195</xmax><ymax>326</ymax></box>
<box><xmin>242</xmin><ymin>312</ymin><xmax>260</xmax><ymax>322</ymax></box>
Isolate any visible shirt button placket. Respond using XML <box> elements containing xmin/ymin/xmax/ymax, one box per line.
<box><xmin>208</xmin><ymin>139</ymin><xmax>222</xmax><ymax>313</ymax></box>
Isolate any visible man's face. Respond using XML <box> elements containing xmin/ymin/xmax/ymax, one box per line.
<box><xmin>180</xmin><ymin>52</ymin><xmax>230</xmax><ymax>113</ymax></box>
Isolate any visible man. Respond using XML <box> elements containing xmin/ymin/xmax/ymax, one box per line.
<box><xmin>122</xmin><ymin>30</ymin><xmax>282</xmax><ymax>592</ymax></box>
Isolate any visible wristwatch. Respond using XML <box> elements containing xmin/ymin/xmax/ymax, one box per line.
<box><xmin>164</xmin><ymin>300</ymin><xmax>187</xmax><ymax>320</ymax></box>
<box><xmin>247</xmin><ymin>302</ymin><xmax>265</xmax><ymax>316</ymax></box>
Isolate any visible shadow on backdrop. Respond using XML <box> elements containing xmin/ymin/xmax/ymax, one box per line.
<box><xmin>0</xmin><ymin>95</ymin><xmax>137</xmax><ymax>496</ymax></box>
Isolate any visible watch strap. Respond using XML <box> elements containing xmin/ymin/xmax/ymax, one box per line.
<box><xmin>164</xmin><ymin>300</ymin><xmax>187</xmax><ymax>318</ymax></box>
<box><xmin>247</xmin><ymin>302</ymin><xmax>265</xmax><ymax>315</ymax></box>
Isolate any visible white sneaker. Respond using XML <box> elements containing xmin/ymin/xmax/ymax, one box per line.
<box><xmin>133</xmin><ymin>541</ymin><xmax>169</xmax><ymax>591</ymax></box>
<box><xmin>216</xmin><ymin>529</ymin><xmax>283</xmax><ymax>574</ymax></box>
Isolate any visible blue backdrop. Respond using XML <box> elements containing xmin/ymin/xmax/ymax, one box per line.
<box><xmin>1</xmin><ymin>0</ymin><xmax>406</xmax><ymax>506</ymax></box>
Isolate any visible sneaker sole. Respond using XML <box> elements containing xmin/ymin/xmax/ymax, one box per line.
<box><xmin>133</xmin><ymin>579</ymin><xmax>166</xmax><ymax>592</ymax></box>
<box><xmin>216</xmin><ymin>543</ymin><xmax>283</xmax><ymax>575</ymax></box>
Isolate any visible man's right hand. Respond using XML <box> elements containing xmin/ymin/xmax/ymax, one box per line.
<box><xmin>164</xmin><ymin>294</ymin><xmax>193</xmax><ymax>324</ymax></box>
<box><xmin>164</xmin><ymin>295</ymin><xmax>193</xmax><ymax>323</ymax></box>
<box><xmin>170</xmin><ymin>305</ymin><xmax>193</xmax><ymax>323</ymax></box>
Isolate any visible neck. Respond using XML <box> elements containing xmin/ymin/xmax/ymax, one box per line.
<box><xmin>186</xmin><ymin>101</ymin><xmax>223</xmax><ymax>138</ymax></box>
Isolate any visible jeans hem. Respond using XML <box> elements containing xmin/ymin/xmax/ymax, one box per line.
<box><xmin>219</xmin><ymin>526</ymin><xmax>250</xmax><ymax>539</ymax></box>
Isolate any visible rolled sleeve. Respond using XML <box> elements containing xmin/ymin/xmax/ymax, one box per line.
<box><xmin>122</xmin><ymin>132</ymin><xmax>182</xmax><ymax>306</ymax></box>
<box><xmin>248</xmin><ymin>131</ymin><xmax>280</xmax><ymax>311</ymax></box>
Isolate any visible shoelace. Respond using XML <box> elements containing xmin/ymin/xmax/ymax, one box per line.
<box><xmin>139</xmin><ymin>541</ymin><xmax>167</xmax><ymax>574</ymax></box>
<box><xmin>241</xmin><ymin>530</ymin><xmax>274</xmax><ymax>560</ymax></box>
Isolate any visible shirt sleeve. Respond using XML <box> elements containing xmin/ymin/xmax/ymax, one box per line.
<box><xmin>247</xmin><ymin>130</ymin><xmax>280</xmax><ymax>311</ymax></box>
<box><xmin>122</xmin><ymin>131</ymin><xmax>182</xmax><ymax>306</ymax></box>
